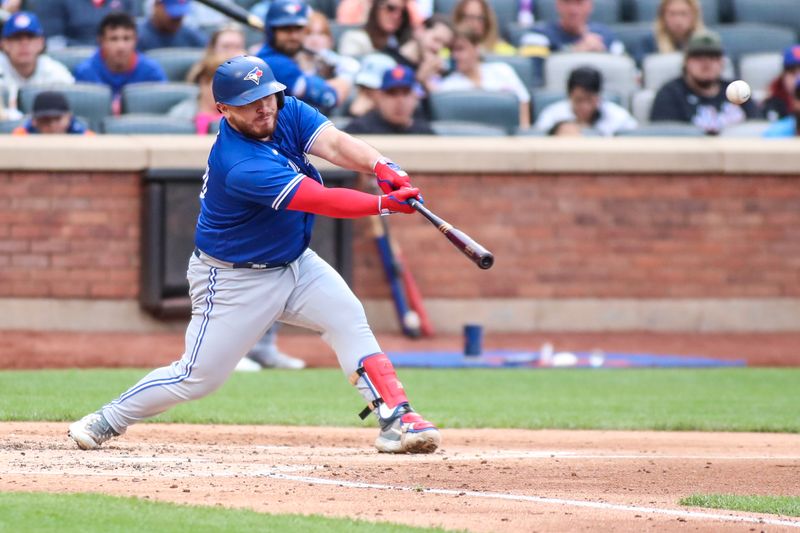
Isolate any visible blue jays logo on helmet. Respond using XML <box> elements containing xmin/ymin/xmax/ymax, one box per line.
<box><xmin>244</xmin><ymin>66</ymin><xmax>263</xmax><ymax>85</ymax></box>
<box><xmin>213</xmin><ymin>55</ymin><xmax>286</xmax><ymax>108</ymax></box>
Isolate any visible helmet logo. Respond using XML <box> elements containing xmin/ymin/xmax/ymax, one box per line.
<box><xmin>285</xmin><ymin>2</ymin><xmax>301</xmax><ymax>13</ymax></box>
<box><xmin>244</xmin><ymin>66</ymin><xmax>263</xmax><ymax>85</ymax></box>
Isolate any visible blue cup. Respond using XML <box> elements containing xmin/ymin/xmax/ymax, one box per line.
<box><xmin>463</xmin><ymin>324</ymin><xmax>483</xmax><ymax>356</ymax></box>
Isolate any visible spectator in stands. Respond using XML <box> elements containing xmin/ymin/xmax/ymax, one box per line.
<box><xmin>185</xmin><ymin>23</ymin><xmax>247</xmax><ymax>83</ymax></box>
<box><xmin>338</xmin><ymin>0</ymin><xmax>414</xmax><ymax>58</ymax></box>
<box><xmin>650</xmin><ymin>31</ymin><xmax>759</xmax><ymax>134</ymax></box>
<box><xmin>168</xmin><ymin>54</ymin><xmax>222</xmax><ymax>134</ymax></box>
<box><xmin>32</xmin><ymin>0</ymin><xmax>136</xmax><ymax>49</ymax></box>
<box><xmin>398</xmin><ymin>14</ymin><xmax>454</xmax><ymax>93</ymax></box>
<box><xmin>1</xmin><ymin>0</ymin><xmax>21</xmax><ymax>13</ymax></box>
<box><xmin>535</xmin><ymin>66</ymin><xmax>636</xmax><ymax>136</ymax></box>
<box><xmin>297</xmin><ymin>10</ymin><xmax>360</xmax><ymax>97</ymax></box>
<box><xmin>256</xmin><ymin>0</ymin><xmax>352</xmax><ymax>113</ymax></box>
<box><xmin>451</xmin><ymin>0</ymin><xmax>514</xmax><ymax>55</ymax></box>
<box><xmin>337</xmin><ymin>0</ymin><xmax>426</xmax><ymax>26</ymax></box>
<box><xmin>347</xmin><ymin>52</ymin><xmax>396</xmax><ymax>116</ymax></box>
<box><xmin>74</xmin><ymin>12</ymin><xmax>167</xmax><ymax>114</ymax></box>
<box><xmin>12</xmin><ymin>90</ymin><xmax>92</xmax><ymax>135</ymax></box>
<box><xmin>0</xmin><ymin>12</ymin><xmax>75</xmax><ymax>92</ymax></box>
<box><xmin>138</xmin><ymin>0</ymin><xmax>208</xmax><ymax>52</ymax></box>
<box><xmin>763</xmin><ymin>78</ymin><xmax>800</xmax><ymax>138</ymax></box>
<box><xmin>635</xmin><ymin>0</ymin><xmax>706</xmax><ymax>63</ymax></box>
<box><xmin>435</xmin><ymin>26</ymin><xmax>531</xmax><ymax>128</ymax></box>
<box><xmin>528</xmin><ymin>0</ymin><xmax>624</xmax><ymax>54</ymax></box>
<box><xmin>762</xmin><ymin>45</ymin><xmax>800</xmax><ymax>122</ymax></box>
<box><xmin>345</xmin><ymin>64</ymin><xmax>433</xmax><ymax>133</ymax></box>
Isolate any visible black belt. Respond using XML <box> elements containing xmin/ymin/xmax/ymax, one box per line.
<box><xmin>193</xmin><ymin>248</ymin><xmax>290</xmax><ymax>270</ymax></box>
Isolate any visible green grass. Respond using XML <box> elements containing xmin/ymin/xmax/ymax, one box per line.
<box><xmin>0</xmin><ymin>492</ymin><xmax>449</xmax><ymax>533</ymax></box>
<box><xmin>1</xmin><ymin>368</ymin><xmax>799</xmax><ymax>432</ymax></box>
<box><xmin>680</xmin><ymin>494</ymin><xmax>800</xmax><ymax>517</ymax></box>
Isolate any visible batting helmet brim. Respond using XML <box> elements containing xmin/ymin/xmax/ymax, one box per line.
<box><xmin>216</xmin><ymin>79</ymin><xmax>287</xmax><ymax>107</ymax></box>
<box><xmin>268</xmin><ymin>14</ymin><xmax>309</xmax><ymax>27</ymax></box>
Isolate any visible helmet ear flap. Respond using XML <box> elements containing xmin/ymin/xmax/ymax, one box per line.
<box><xmin>276</xmin><ymin>91</ymin><xmax>285</xmax><ymax>109</ymax></box>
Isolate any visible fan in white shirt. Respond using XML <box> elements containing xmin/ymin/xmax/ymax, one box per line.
<box><xmin>535</xmin><ymin>66</ymin><xmax>637</xmax><ymax>136</ymax></box>
<box><xmin>435</xmin><ymin>26</ymin><xmax>531</xmax><ymax>128</ymax></box>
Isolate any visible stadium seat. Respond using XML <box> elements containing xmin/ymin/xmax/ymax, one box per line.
<box><xmin>617</xmin><ymin>122</ymin><xmax>705</xmax><ymax>136</ymax></box>
<box><xmin>630</xmin><ymin>0</ymin><xmax>720</xmax><ymax>25</ymax></box>
<box><xmin>329</xmin><ymin>23</ymin><xmax>360</xmax><ymax>51</ymax></box>
<box><xmin>146</xmin><ymin>47</ymin><xmax>205</xmax><ymax>82</ymax></box>
<box><xmin>430</xmin><ymin>120</ymin><xmax>507</xmax><ymax>136</ymax></box>
<box><xmin>536</xmin><ymin>0</ymin><xmax>622</xmax><ymax>25</ymax></box>
<box><xmin>308</xmin><ymin>0</ymin><xmax>338</xmax><ymax>19</ymax></box>
<box><xmin>531</xmin><ymin>89</ymin><xmax>624</xmax><ymax>121</ymax></box>
<box><xmin>102</xmin><ymin>114</ymin><xmax>196</xmax><ymax>134</ymax></box>
<box><xmin>642</xmin><ymin>52</ymin><xmax>735</xmax><ymax>91</ymax></box>
<box><xmin>609</xmin><ymin>22</ymin><xmax>654</xmax><ymax>63</ymax></box>
<box><xmin>712</xmin><ymin>23</ymin><xmax>797</xmax><ymax>65</ymax></box>
<box><xmin>0</xmin><ymin>84</ymin><xmax>9</xmax><ymax>108</ymax></box>
<box><xmin>630</xmin><ymin>89</ymin><xmax>656</xmax><ymax>124</ymax></box>
<box><xmin>429</xmin><ymin>90</ymin><xmax>520</xmax><ymax>134</ymax></box>
<box><xmin>49</xmin><ymin>46</ymin><xmax>95</xmax><ymax>75</ymax></box>
<box><xmin>0</xmin><ymin>119</ymin><xmax>22</xmax><ymax>133</ymax></box>
<box><xmin>121</xmin><ymin>82</ymin><xmax>199</xmax><ymax>114</ymax></box>
<box><xmin>515</xmin><ymin>126</ymin><xmax>547</xmax><ymax>136</ymax></box>
<box><xmin>543</xmin><ymin>52</ymin><xmax>638</xmax><ymax>103</ymax></box>
<box><xmin>719</xmin><ymin>120</ymin><xmax>772</xmax><ymax>137</ymax></box>
<box><xmin>18</xmin><ymin>83</ymin><xmax>112</xmax><ymax>131</ymax></box>
<box><xmin>738</xmin><ymin>52</ymin><xmax>783</xmax><ymax>94</ymax></box>
<box><xmin>731</xmin><ymin>0</ymin><xmax>800</xmax><ymax>37</ymax></box>
<box><xmin>484</xmin><ymin>54</ymin><xmax>539</xmax><ymax>89</ymax></box>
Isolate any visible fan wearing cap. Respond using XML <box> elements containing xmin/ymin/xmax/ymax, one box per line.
<box><xmin>255</xmin><ymin>0</ymin><xmax>346</xmax><ymax>113</ymax></box>
<box><xmin>346</xmin><ymin>52</ymin><xmax>396</xmax><ymax>117</ymax></box>
<box><xmin>763</xmin><ymin>77</ymin><xmax>800</xmax><ymax>138</ymax></box>
<box><xmin>0</xmin><ymin>12</ymin><xmax>75</xmax><ymax>91</ymax></box>
<box><xmin>12</xmin><ymin>90</ymin><xmax>92</xmax><ymax>135</ymax></box>
<box><xmin>29</xmin><ymin>0</ymin><xmax>136</xmax><ymax>48</ymax></box>
<box><xmin>137</xmin><ymin>0</ymin><xmax>208</xmax><ymax>52</ymax></box>
<box><xmin>345</xmin><ymin>64</ymin><xmax>433</xmax><ymax>134</ymax></box>
<box><xmin>650</xmin><ymin>31</ymin><xmax>759</xmax><ymax>134</ymax></box>
<box><xmin>762</xmin><ymin>45</ymin><xmax>800</xmax><ymax>122</ymax></box>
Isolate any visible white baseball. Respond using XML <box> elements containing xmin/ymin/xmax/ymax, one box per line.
<box><xmin>726</xmin><ymin>80</ymin><xmax>751</xmax><ymax>105</ymax></box>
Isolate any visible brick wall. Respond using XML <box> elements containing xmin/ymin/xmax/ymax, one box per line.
<box><xmin>0</xmin><ymin>171</ymin><xmax>140</xmax><ymax>298</ymax></box>
<box><xmin>1</xmin><ymin>170</ymin><xmax>798</xmax><ymax>302</ymax></box>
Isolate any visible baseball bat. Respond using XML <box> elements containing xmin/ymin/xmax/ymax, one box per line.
<box><xmin>370</xmin><ymin>216</ymin><xmax>421</xmax><ymax>338</ymax></box>
<box><xmin>407</xmin><ymin>198</ymin><xmax>494</xmax><ymax>270</ymax></box>
<box><xmin>386</xmin><ymin>226</ymin><xmax>434</xmax><ymax>337</ymax></box>
<box><xmin>194</xmin><ymin>0</ymin><xmax>265</xmax><ymax>30</ymax></box>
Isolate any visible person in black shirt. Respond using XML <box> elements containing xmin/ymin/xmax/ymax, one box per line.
<box><xmin>345</xmin><ymin>65</ymin><xmax>434</xmax><ymax>135</ymax></box>
<box><xmin>650</xmin><ymin>31</ymin><xmax>759</xmax><ymax>134</ymax></box>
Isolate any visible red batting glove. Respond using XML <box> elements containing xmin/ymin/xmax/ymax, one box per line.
<box><xmin>378</xmin><ymin>187</ymin><xmax>420</xmax><ymax>215</ymax></box>
<box><xmin>373</xmin><ymin>157</ymin><xmax>412</xmax><ymax>194</ymax></box>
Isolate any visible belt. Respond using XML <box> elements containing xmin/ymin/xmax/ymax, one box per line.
<box><xmin>193</xmin><ymin>248</ymin><xmax>290</xmax><ymax>270</ymax></box>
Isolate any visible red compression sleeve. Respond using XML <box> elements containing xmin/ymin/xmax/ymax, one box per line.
<box><xmin>286</xmin><ymin>177</ymin><xmax>379</xmax><ymax>218</ymax></box>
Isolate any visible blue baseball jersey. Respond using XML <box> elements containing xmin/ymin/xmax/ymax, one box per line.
<box><xmin>195</xmin><ymin>96</ymin><xmax>333</xmax><ymax>265</ymax></box>
<box><xmin>256</xmin><ymin>44</ymin><xmax>337</xmax><ymax>109</ymax></box>
<box><xmin>74</xmin><ymin>50</ymin><xmax>167</xmax><ymax>97</ymax></box>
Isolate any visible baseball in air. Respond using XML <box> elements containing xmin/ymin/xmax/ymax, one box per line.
<box><xmin>726</xmin><ymin>80</ymin><xmax>751</xmax><ymax>105</ymax></box>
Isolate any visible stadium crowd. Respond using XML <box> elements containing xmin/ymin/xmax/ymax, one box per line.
<box><xmin>0</xmin><ymin>0</ymin><xmax>799</xmax><ymax>137</ymax></box>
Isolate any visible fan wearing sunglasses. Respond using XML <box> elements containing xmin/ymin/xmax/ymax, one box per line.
<box><xmin>339</xmin><ymin>0</ymin><xmax>414</xmax><ymax>59</ymax></box>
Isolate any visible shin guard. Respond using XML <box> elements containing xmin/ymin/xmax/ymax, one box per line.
<box><xmin>350</xmin><ymin>353</ymin><xmax>409</xmax><ymax>419</ymax></box>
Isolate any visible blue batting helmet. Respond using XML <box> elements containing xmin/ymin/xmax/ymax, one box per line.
<box><xmin>265</xmin><ymin>0</ymin><xmax>310</xmax><ymax>42</ymax></box>
<box><xmin>212</xmin><ymin>55</ymin><xmax>286</xmax><ymax>108</ymax></box>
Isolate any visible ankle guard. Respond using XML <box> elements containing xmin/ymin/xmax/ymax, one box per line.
<box><xmin>349</xmin><ymin>353</ymin><xmax>410</xmax><ymax>420</ymax></box>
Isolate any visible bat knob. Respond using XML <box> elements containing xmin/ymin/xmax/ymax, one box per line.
<box><xmin>478</xmin><ymin>254</ymin><xmax>494</xmax><ymax>270</ymax></box>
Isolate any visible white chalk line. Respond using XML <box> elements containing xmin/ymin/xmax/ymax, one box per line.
<box><xmin>266</xmin><ymin>472</ymin><xmax>800</xmax><ymax>529</ymax></box>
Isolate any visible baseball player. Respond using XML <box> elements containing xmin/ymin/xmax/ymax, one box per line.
<box><xmin>68</xmin><ymin>54</ymin><xmax>440</xmax><ymax>455</ymax></box>
<box><xmin>255</xmin><ymin>0</ymin><xmax>353</xmax><ymax>113</ymax></box>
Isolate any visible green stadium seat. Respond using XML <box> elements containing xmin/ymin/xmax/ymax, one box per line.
<box><xmin>18</xmin><ymin>83</ymin><xmax>112</xmax><ymax>131</ymax></box>
<box><xmin>121</xmin><ymin>82</ymin><xmax>199</xmax><ymax>114</ymax></box>
<box><xmin>430</xmin><ymin>120</ymin><xmax>508</xmax><ymax>136</ymax></box>
<box><xmin>146</xmin><ymin>47</ymin><xmax>205</xmax><ymax>82</ymax></box>
<box><xmin>429</xmin><ymin>90</ymin><xmax>520</xmax><ymax>134</ymax></box>
<box><xmin>617</xmin><ymin>122</ymin><xmax>705</xmax><ymax>136</ymax></box>
<box><xmin>48</xmin><ymin>46</ymin><xmax>95</xmax><ymax>75</ymax></box>
<box><xmin>731</xmin><ymin>0</ymin><xmax>800</xmax><ymax>37</ymax></box>
<box><xmin>712</xmin><ymin>23</ymin><xmax>797</xmax><ymax>64</ymax></box>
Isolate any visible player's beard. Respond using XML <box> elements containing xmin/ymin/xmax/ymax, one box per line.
<box><xmin>228</xmin><ymin>110</ymin><xmax>278</xmax><ymax>140</ymax></box>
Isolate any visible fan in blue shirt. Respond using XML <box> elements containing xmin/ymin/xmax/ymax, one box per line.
<box><xmin>528</xmin><ymin>0</ymin><xmax>624</xmax><ymax>54</ymax></box>
<box><xmin>137</xmin><ymin>0</ymin><xmax>208</xmax><ymax>52</ymax></box>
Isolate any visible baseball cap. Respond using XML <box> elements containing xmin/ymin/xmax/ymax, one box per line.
<box><xmin>782</xmin><ymin>45</ymin><xmax>800</xmax><ymax>69</ymax></box>
<box><xmin>32</xmin><ymin>91</ymin><xmax>71</xmax><ymax>118</ymax></box>
<box><xmin>686</xmin><ymin>31</ymin><xmax>723</xmax><ymax>56</ymax></box>
<box><xmin>355</xmin><ymin>53</ymin><xmax>397</xmax><ymax>89</ymax></box>
<box><xmin>381</xmin><ymin>65</ymin><xmax>415</xmax><ymax>91</ymax></box>
<box><xmin>158</xmin><ymin>0</ymin><xmax>192</xmax><ymax>19</ymax></box>
<box><xmin>2</xmin><ymin>11</ymin><xmax>44</xmax><ymax>39</ymax></box>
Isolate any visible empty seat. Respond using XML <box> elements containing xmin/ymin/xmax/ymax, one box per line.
<box><xmin>536</xmin><ymin>0</ymin><xmax>622</xmax><ymax>25</ymax></box>
<box><xmin>630</xmin><ymin>89</ymin><xmax>656</xmax><ymax>124</ymax></box>
<box><xmin>731</xmin><ymin>0</ymin><xmax>800</xmax><ymax>36</ymax></box>
<box><xmin>18</xmin><ymin>83</ymin><xmax>112</xmax><ymax>131</ymax></box>
<box><xmin>429</xmin><ymin>90</ymin><xmax>520</xmax><ymax>133</ymax></box>
<box><xmin>642</xmin><ymin>52</ymin><xmax>735</xmax><ymax>91</ymax></box>
<box><xmin>719</xmin><ymin>120</ymin><xmax>772</xmax><ymax>137</ymax></box>
<box><xmin>616</xmin><ymin>122</ymin><xmax>705</xmax><ymax>136</ymax></box>
<box><xmin>48</xmin><ymin>46</ymin><xmax>95</xmax><ymax>75</ymax></box>
<box><xmin>713</xmin><ymin>23</ymin><xmax>796</xmax><ymax>64</ymax></box>
<box><xmin>631</xmin><ymin>0</ymin><xmax>720</xmax><ymax>25</ymax></box>
<box><xmin>609</xmin><ymin>22</ymin><xmax>654</xmax><ymax>63</ymax></box>
<box><xmin>544</xmin><ymin>52</ymin><xmax>638</xmax><ymax>102</ymax></box>
<box><xmin>738</xmin><ymin>52</ymin><xmax>783</xmax><ymax>93</ymax></box>
<box><xmin>102</xmin><ymin>114</ymin><xmax>196</xmax><ymax>134</ymax></box>
<box><xmin>121</xmin><ymin>82</ymin><xmax>199</xmax><ymax>114</ymax></box>
<box><xmin>146</xmin><ymin>47</ymin><xmax>205</xmax><ymax>82</ymax></box>
<box><xmin>430</xmin><ymin>120</ymin><xmax>507</xmax><ymax>136</ymax></box>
